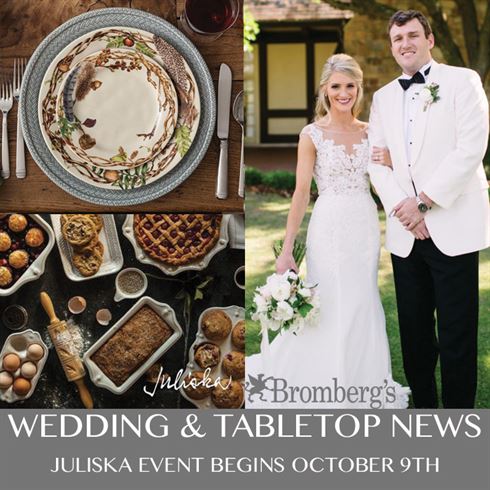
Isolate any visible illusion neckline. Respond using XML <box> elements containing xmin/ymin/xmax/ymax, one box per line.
<box><xmin>313</xmin><ymin>122</ymin><xmax>368</xmax><ymax>134</ymax></box>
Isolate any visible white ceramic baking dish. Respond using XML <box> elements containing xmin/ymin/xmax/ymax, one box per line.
<box><xmin>83</xmin><ymin>296</ymin><xmax>183</xmax><ymax>394</ymax></box>
<box><xmin>0</xmin><ymin>214</ymin><xmax>55</xmax><ymax>297</ymax></box>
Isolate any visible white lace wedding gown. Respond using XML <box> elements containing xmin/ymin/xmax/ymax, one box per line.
<box><xmin>246</xmin><ymin>124</ymin><xmax>410</xmax><ymax>409</ymax></box>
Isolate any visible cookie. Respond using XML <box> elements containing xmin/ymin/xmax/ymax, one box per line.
<box><xmin>62</xmin><ymin>216</ymin><xmax>96</xmax><ymax>247</ymax></box>
<box><xmin>61</xmin><ymin>214</ymin><xmax>103</xmax><ymax>232</ymax></box>
<box><xmin>72</xmin><ymin>248</ymin><xmax>103</xmax><ymax>277</ymax></box>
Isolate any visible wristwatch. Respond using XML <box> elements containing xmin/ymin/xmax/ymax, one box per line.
<box><xmin>416</xmin><ymin>196</ymin><xmax>430</xmax><ymax>213</ymax></box>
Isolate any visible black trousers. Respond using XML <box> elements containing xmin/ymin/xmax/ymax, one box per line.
<box><xmin>391</xmin><ymin>239</ymin><xmax>479</xmax><ymax>408</ymax></box>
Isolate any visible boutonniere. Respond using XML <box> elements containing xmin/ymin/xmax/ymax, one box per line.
<box><xmin>418</xmin><ymin>82</ymin><xmax>440</xmax><ymax>111</ymax></box>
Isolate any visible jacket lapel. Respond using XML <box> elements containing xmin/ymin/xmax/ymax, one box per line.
<box><xmin>410</xmin><ymin>61</ymin><xmax>440</xmax><ymax>164</ymax></box>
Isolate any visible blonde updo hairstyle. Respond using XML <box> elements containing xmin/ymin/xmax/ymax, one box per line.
<box><xmin>314</xmin><ymin>53</ymin><xmax>364</xmax><ymax>120</ymax></box>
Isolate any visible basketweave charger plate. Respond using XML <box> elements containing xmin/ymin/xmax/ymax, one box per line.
<box><xmin>40</xmin><ymin>27</ymin><xmax>201</xmax><ymax>190</ymax></box>
<box><xmin>51</xmin><ymin>214</ymin><xmax>123</xmax><ymax>281</ymax></box>
<box><xmin>21</xmin><ymin>8</ymin><xmax>214</xmax><ymax>205</ymax></box>
<box><xmin>56</xmin><ymin>48</ymin><xmax>178</xmax><ymax>170</ymax></box>
<box><xmin>122</xmin><ymin>214</ymin><xmax>230</xmax><ymax>276</ymax></box>
<box><xmin>180</xmin><ymin>305</ymin><xmax>245</xmax><ymax>409</ymax></box>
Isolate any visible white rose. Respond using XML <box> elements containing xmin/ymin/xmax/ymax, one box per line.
<box><xmin>253</xmin><ymin>293</ymin><xmax>268</xmax><ymax>313</ymax></box>
<box><xmin>266</xmin><ymin>274</ymin><xmax>291</xmax><ymax>302</ymax></box>
<box><xmin>272</xmin><ymin>301</ymin><xmax>294</xmax><ymax>322</ymax></box>
<box><xmin>419</xmin><ymin>87</ymin><xmax>432</xmax><ymax>102</ymax></box>
<box><xmin>298</xmin><ymin>287</ymin><xmax>312</xmax><ymax>298</ymax></box>
<box><xmin>262</xmin><ymin>317</ymin><xmax>281</xmax><ymax>332</ymax></box>
<box><xmin>287</xmin><ymin>270</ymin><xmax>298</xmax><ymax>281</ymax></box>
<box><xmin>257</xmin><ymin>283</ymin><xmax>272</xmax><ymax>299</ymax></box>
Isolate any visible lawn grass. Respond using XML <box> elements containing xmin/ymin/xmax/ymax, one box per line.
<box><xmin>245</xmin><ymin>191</ymin><xmax>490</xmax><ymax>408</ymax></box>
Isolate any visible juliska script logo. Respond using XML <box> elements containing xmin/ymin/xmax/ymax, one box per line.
<box><xmin>143</xmin><ymin>366</ymin><xmax>232</xmax><ymax>397</ymax></box>
<box><xmin>246</xmin><ymin>375</ymin><xmax>397</xmax><ymax>409</ymax></box>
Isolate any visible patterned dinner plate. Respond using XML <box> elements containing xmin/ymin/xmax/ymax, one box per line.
<box><xmin>56</xmin><ymin>49</ymin><xmax>178</xmax><ymax>170</ymax></box>
<box><xmin>21</xmin><ymin>8</ymin><xmax>215</xmax><ymax>205</ymax></box>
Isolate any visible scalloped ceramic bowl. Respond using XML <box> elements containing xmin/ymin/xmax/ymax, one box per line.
<box><xmin>122</xmin><ymin>214</ymin><xmax>230</xmax><ymax>276</ymax></box>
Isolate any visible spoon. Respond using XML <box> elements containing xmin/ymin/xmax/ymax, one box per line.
<box><xmin>232</xmin><ymin>90</ymin><xmax>244</xmax><ymax>198</ymax></box>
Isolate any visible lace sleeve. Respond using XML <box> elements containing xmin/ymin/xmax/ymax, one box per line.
<box><xmin>299</xmin><ymin>124</ymin><xmax>321</xmax><ymax>150</ymax></box>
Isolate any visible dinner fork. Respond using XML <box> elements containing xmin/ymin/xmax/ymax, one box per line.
<box><xmin>13</xmin><ymin>58</ymin><xmax>27</xmax><ymax>178</ymax></box>
<box><xmin>0</xmin><ymin>80</ymin><xmax>13</xmax><ymax>179</ymax></box>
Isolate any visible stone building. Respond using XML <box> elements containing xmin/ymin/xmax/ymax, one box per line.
<box><xmin>245</xmin><ymin>0</ymin><xmax>489</xmax><ymax>171</ymax></box>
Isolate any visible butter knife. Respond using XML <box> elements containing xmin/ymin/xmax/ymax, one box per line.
<box><xmin>216</xmin><ymin>63</ymin><xmax>232</xmax><ymax>200</ymax></box>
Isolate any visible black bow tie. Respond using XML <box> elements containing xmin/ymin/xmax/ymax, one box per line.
<box><xmin>398</xmin><ymin>66</ymin><xmax>431</xmax><ymax>91</ymax></box>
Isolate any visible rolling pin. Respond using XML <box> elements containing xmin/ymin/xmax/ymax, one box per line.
<box><xmin>40</xmin><ymin>291</ymin><xmax>93</xmax><ymax>409</ymax></box>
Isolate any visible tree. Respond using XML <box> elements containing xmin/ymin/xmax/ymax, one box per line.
<box><xmin>321</xmin><ymin>0</ymin><xmax>490</xmax><ymax>84</ymax></box>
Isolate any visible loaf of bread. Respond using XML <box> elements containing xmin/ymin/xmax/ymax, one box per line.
<box><xmin>92</xmin><ymin>306</ymin><xmax>172</xmax><ymax>386</ymax></box>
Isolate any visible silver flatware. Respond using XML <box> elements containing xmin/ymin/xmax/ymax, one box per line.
<box><xmin>0</xmin><ymin>80</ymin><xmax>13</xmax><ymax>179</ymax></box>
<box><xmin>13</xmin><ymin>58</ymin><xmax>27</xmax><ymax>179</ymax></box>
<box><xmin>233</xmin><ymin>90</ymin><xmax>244</xmax><ymax>198</ymax></box>
<box><xmin>216</xmin><ymin>63</ymin><xmax>232</xmax><ymax>200</ymax></box>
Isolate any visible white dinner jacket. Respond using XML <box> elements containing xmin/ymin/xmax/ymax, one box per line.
<box><xmin>368</xmin><ymin>60</ymin><xmax>490</xmax><ymax>257</ymax></box>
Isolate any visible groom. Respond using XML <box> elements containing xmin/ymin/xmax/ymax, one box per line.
<box><xmin>368</xmin><ymin>10</ymin><xmax>489</xmax><ymax>408</ymax></box>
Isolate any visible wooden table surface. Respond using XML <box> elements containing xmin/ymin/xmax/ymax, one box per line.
<box><xmin>0</xmin><ymin>0</ymin><xmax>243</xmax><ymax>213</ymax></box>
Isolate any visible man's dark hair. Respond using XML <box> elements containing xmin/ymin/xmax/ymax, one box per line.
<box><xmin>387</xmin><ymin>10</ymin><xmax>433</xmax><ymax>39</ymax></box>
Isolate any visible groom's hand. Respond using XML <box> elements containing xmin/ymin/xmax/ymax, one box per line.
<box><xmin>410</xmin><ymin>219</ymin><xmax>430</xmax><ymax>240</ymax></box>
<box><xmin>392</xmin><ymin>197</ymin><xmax>424</xmax><ymax>230</ymax></box>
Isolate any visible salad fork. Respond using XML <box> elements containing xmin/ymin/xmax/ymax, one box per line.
<box><xmin>0</xmin><ymin>80</ymin><xmax>13</xmax><ymax>179</ymax></box>
<box><xmin>13</xmin><ymin>58</ymin><xmax>27</xmax><ymax>178</ymax></box>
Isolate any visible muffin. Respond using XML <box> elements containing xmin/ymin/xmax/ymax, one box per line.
<box><xmin>222</xmin><ymin>351</ymin><xmax>245</xmax><ymax>379</ymax></box>
<box><xmin>194</xmin><ymin>342</ymin><xmax>220</xmax><ymax>369</ymax></box>
<box><xmin>0</xmin><ymin>267</ymin><xmax>13</xmax><ymax>287</ymax></box>
<box><xmin>9</xmin><ymin>250</ymin><xmax>29</xmax><ymax>269</ymax></box>
<box><xmin>0</xmin><ymin>232</ymin><xmax>11</xmax><ymax>252</ymax></box>
<box><xmin>231</xmin><ymin>320</ymin><xmax>245</xmax><ymax>351</ymax></box>
<box><xmin>183</xmin><ymin>371</ymin><xmax>214</xmax><ymax>400</ymax></box>
<box><xmin>25</xmin><ymin>228</ymin><xmax>45</xmax><ymax>248</ymax></box>
<box><xmin>201</xmin><ymin>310</ymin><xmax>232</xmax><ymax>341</ymax></box>
<box><xmin>8</xmin><ymin>214</ymin><xmax>28</xmax><ymax>233</ymax></box>
<box><xmin>211</xmin><ymin>379</ymin><xmax>244</xmax><ymax>408</ymax></box>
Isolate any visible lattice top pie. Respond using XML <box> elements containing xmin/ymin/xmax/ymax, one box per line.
<box><xmin>133</xmin><ymin>214</ymin><xmax>222</xmax><ymax>266</ymax></box>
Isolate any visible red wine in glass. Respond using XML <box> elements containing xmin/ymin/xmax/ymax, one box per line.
<box><xmin>184</xmin><ymin>0</ymin><xmax>239</xmax><ymax>35</ymax></box>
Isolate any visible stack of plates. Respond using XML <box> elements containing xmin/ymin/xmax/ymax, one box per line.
<box><xmin>21</xmin><ymin>8</ymin><xmax>216</xmax><ymax>206</ymax></box>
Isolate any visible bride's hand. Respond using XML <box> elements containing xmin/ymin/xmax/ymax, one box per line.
<box><xmin>371</xmin><ymin>146</ymin><xmax>392</xmax><ymax>168</ymax></box>
<box><xmin>276</xmin><ymin>253</ymin><xmax>298</xmax><ymax>275</ymax></box>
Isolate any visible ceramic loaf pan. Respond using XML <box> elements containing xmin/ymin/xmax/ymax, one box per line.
<box><xmin>83</xmin><ymin>296</ymin><xmax>183</xmax><ymax>394</ymax></box>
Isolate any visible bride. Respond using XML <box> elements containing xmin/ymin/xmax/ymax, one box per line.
<box><xmin>246</xmin><ymin>54</ymin><xmax>410</xmax><ymax>409</ymax></box>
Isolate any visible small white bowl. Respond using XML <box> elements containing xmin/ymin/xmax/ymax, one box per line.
<box><xmin>114</xmin><ymin>267</ymin><xmax>148</xmax><ymax>302</ymax></box>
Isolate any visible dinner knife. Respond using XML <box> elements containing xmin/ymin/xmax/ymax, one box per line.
<box><xmin>216</xmin><ymin>63</ymin><xmax>232</xmax><ymax>199</ymax></box>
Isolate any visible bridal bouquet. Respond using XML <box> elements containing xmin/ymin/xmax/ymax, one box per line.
<box><xmin>250</xmin><ymin>270</ymin><xmax>319</xmax><ymax>336</ymax></box>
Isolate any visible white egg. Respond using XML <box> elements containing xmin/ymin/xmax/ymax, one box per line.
<box><xmin>27</xmin><ymin>343</ymin><xmax>44</xmax><ymax>361</ymax></box>
<box><xmin>20</xmin><ymin>361</ymin><xmax>37</xmax><ymax>379</ymax></box>
<box><xmin>0</xmin><ymin>371</ymin><xmax>13</xmax><ymax>389</ymax></box>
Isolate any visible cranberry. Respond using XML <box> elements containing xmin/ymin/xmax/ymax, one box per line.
<box><xmin>170</xmin><ymin>215</ymin><xmax>179</xmax><ymax>222</ymax></box>
<box><xmin>194</xmin><ymin>223</ymin><xmax>202</xmax><ymax>231</ymax></box>
<box><xmin>178</xmin><ymin>239</ymin><xmax>185</xmax><ymax>247</ymax></box>
<box><xmin>176</xmin><ymin>253</ymin><xmax>182</xmax><ymax>258</ymax></box>
<box><xmin>184</xmin><ymin>247</ymin><xmax>190</xmax><ymax>253</ymax></box>
<box><xmin>193</xmin><ymin>240</ymin><xmax>201</xmax><ymax>247</ymax></box>
<box><xmin>152</xmin><ymin>230</ymin><xmax>161</xmax><ymax>238</ymax></box>
<box><xmin>186</xmin><ymin>230</ymin><xmax>195</xmax><ymax>238</ymax></box>
<box><xmin>169</xmin><ymin>247</ymin><xmax>176</xmax><ymax>254</ymax></box>
<box><xmin>188</xmin><ymin>215</ymin><xmax>195</xmax><ymax>222</ymax></box>
<box><xmin>203</xmin><ymin>214</ymin><xmax>212</xmax><ymax>220</ymax></box>
<box><xmin>144</xmin><ymin>222</ymin><xmax>152</xmax><ymax>230</ymax></box>
<box><xmin>162</xmin><ymin>222</ymin><xmax>169</xmax><ymax>229</ymax></box>
<box><xmin>144</xmin><ymin>237</ymin><xmax>151</xmax><ymax>246</ymax></box>
<box><xmin>202</xmin><ymin>231</ymin><xmax>210</xmax><ymax>238</ymax></box>
<box><xmin>170</xmin><ymin>230</ymin><xmax>178</xmax><ymax>238</ymax></box>
<box><xmin>179</xmin><ymin>224</ymin><xmax>186</xmax><ymax>231</ymax></box>
<box><xmin>163</xmin><ymin>240</ymin><xmax>170</xmax><ymax>247</ymax></box>
<box><xmin>0</xmin><ymin>259</ymin><xmax>6</xmax><ymax>266</ymax></box>
<box><xmin>154</xmin><ymin>214</ymin><xmax>163</xmax><ymax>222</ymax></box>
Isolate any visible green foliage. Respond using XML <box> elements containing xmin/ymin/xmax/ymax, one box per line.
<box><xmin>262</xmin><ymin>170</ymin><xmax>296</xmax><ymax>191</ymax></box>
<box><xmin>244</xmin><ymin>5</ymin><xmax>260</xmax><ymax>53</ymax></box>
<box><xmin>106</xmin><ymin>36</ymin><xmax>124</xmax><ymax>49</ymax></box>
<box><xmin>245</xmin><ymin>166</ymin><xmax>263</xmax><ymax>186</ymax></box>
<box><xmin>273</xmin><ymin>239</ymin><xmax>307</xmax><ymax>267</ymax></box>
<box><xmin>175</xmin><ymin>125</ymin><xmax>192</xmax><ymax>156</ymax></box>
<box><xmin>58</xmin><ymin>116</ymin><xmax>79</xmax><ymax>138</ymax></box>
